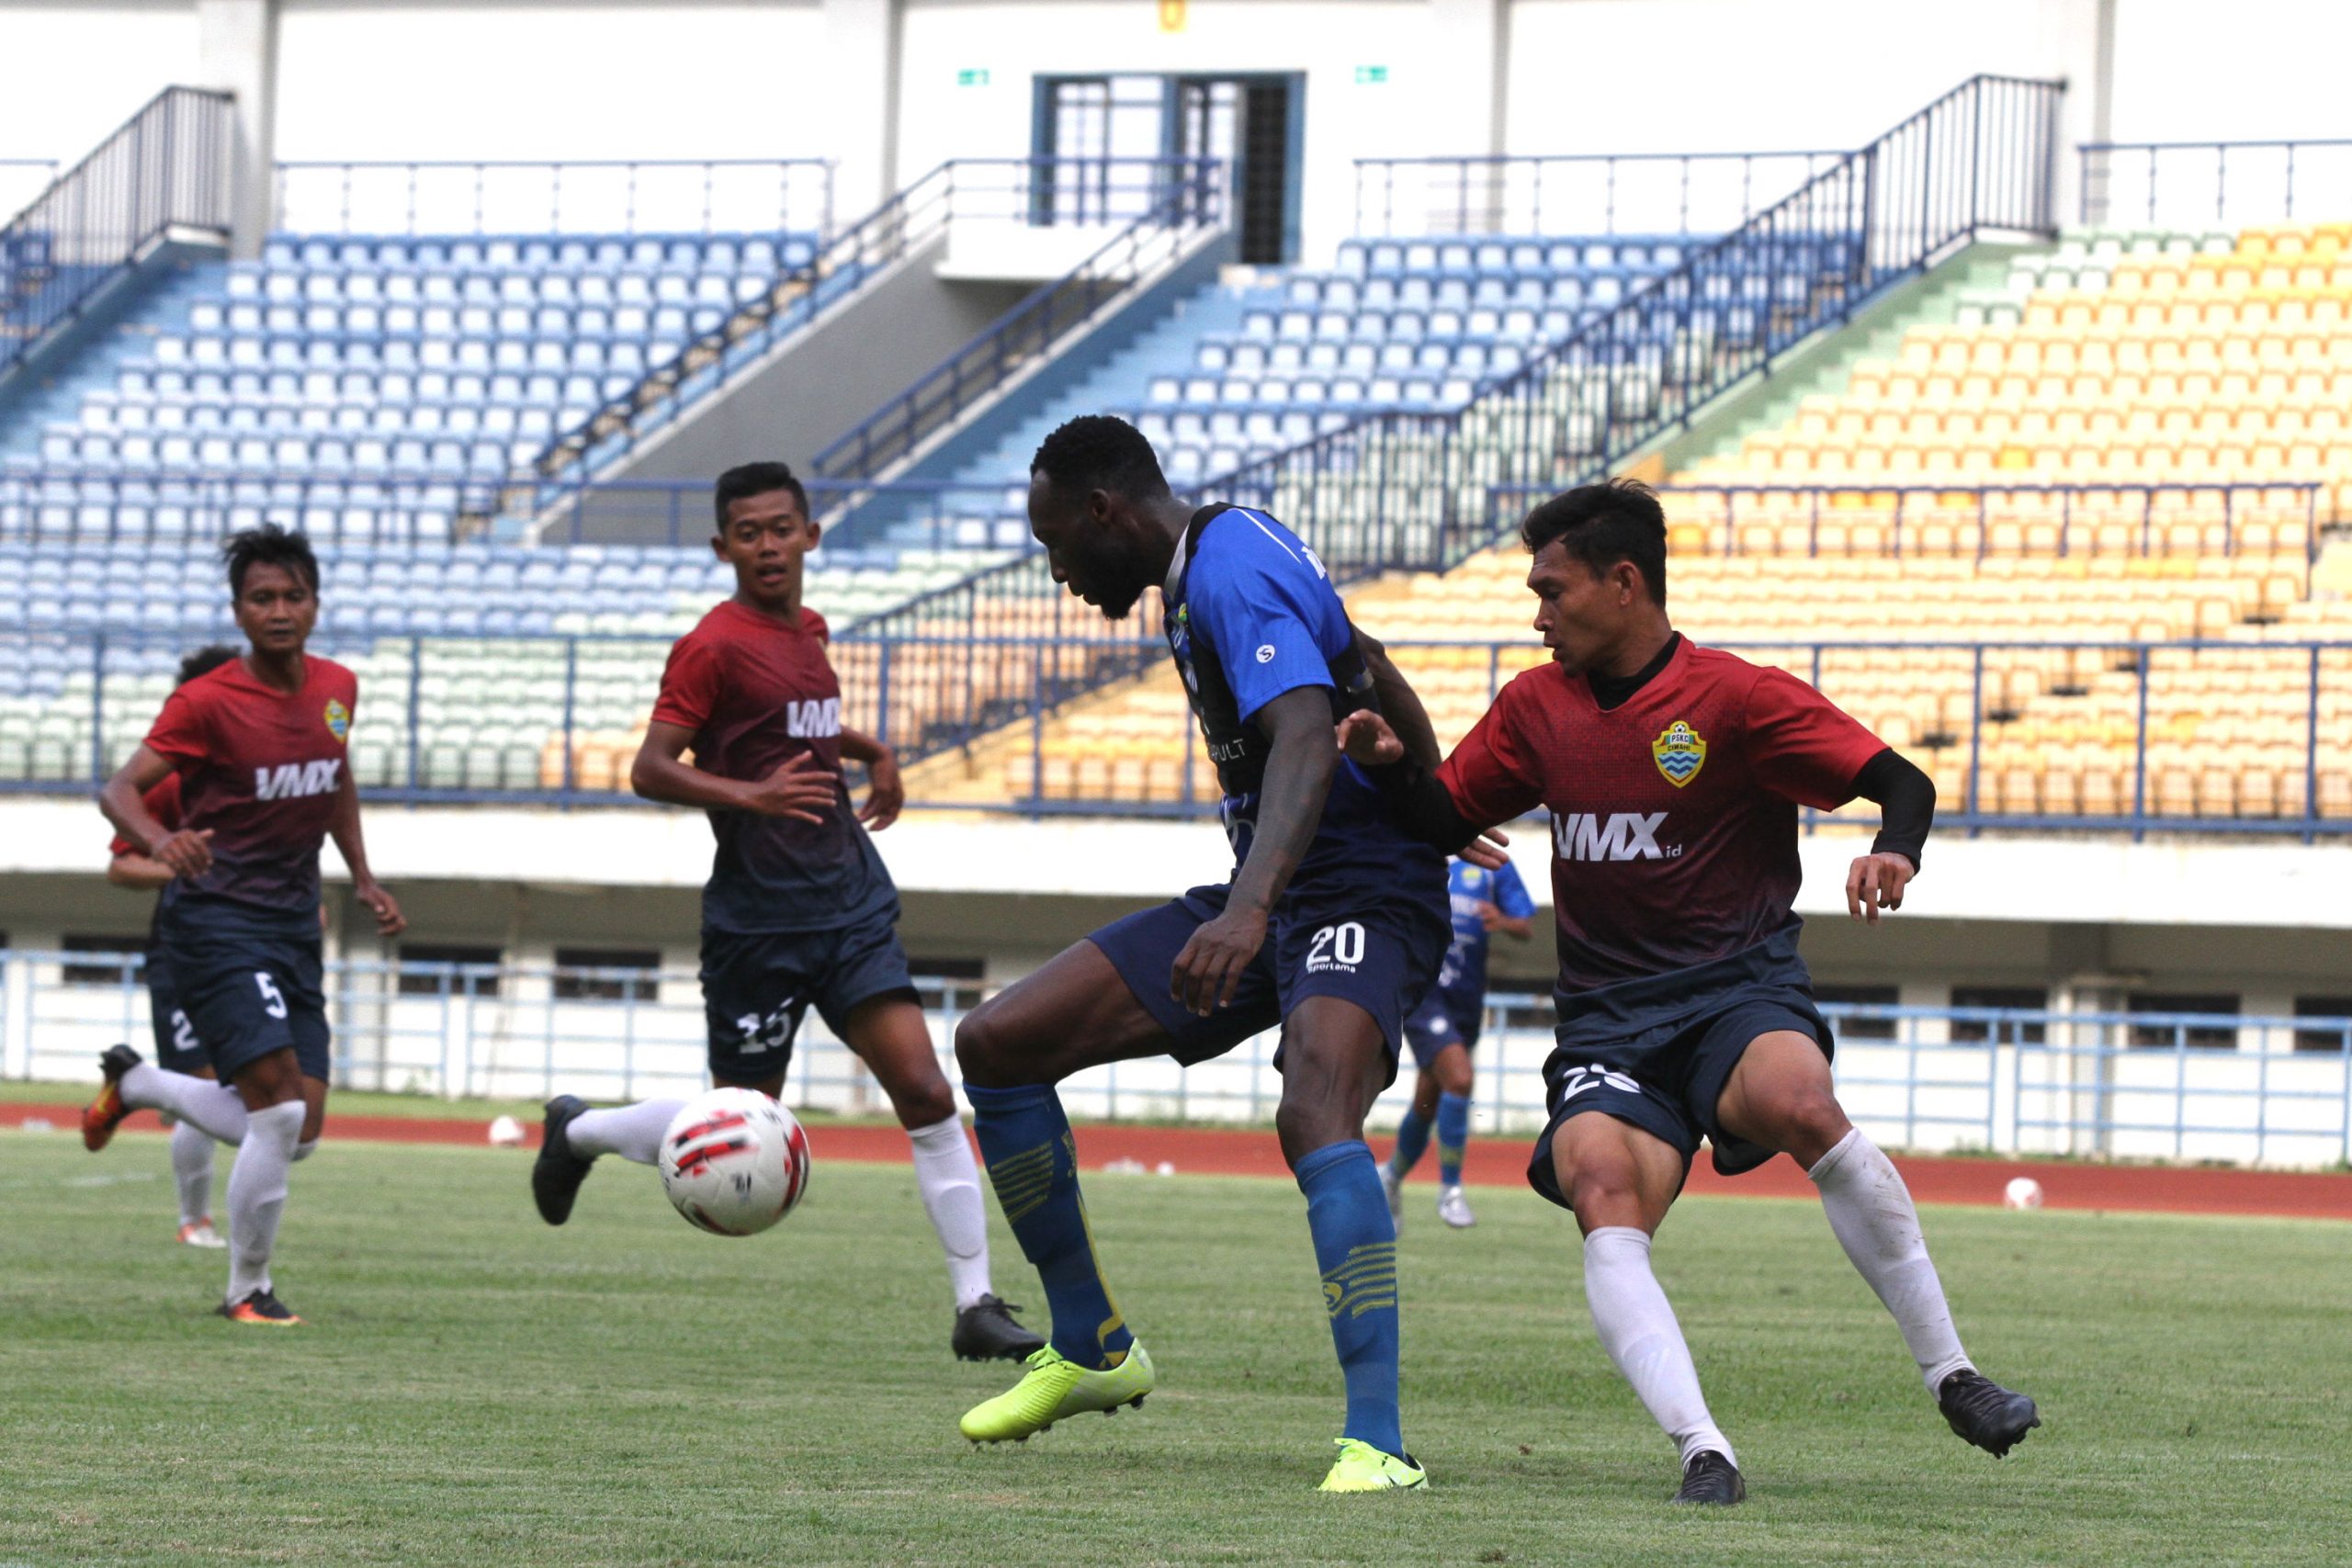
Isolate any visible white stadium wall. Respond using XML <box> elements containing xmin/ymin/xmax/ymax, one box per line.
<box><xmin>0</xmin><ymin>2</ymin><xmax>201</xmax><ymax>202</ymax></box>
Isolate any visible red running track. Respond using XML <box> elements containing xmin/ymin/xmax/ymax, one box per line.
<box><xmin>13</xmin><ymin>1101</ymin><xmax>2346</xmax><ymax>1221</ymax></box>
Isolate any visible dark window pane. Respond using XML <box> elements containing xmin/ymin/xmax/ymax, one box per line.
<box><xmin>2127</xmin><ymin>992</ymin><xmax>2239</xmax><ymax>1049</ymax></box>
<box><xmin>553</xmin><ymin>946</ymin><xmax>661</xmax><ymax>1003</ymax></box>
<box><xmin>1949</xmin><ymin>986</ymin><xmax>2048</xmax><ymax>1044</ymax></box>
<box><xmin>2292</xmin><ymin>996</ymin><xmax>2352</xmax><ymax>1054</ymax></box>
<box><xmin>398</xmin><ymin>943</ymin><xmax>503</xmax><ymax>998</ymax></box>
<box><xmin>1815</xmin><ymin>983</ymin><xmax>1900</xmax><ymax>1042</ymax></box>
<box><xmin>60</xmin><ymin>933</ymin><xmax>142</xmax><ymax>987</ymax></box>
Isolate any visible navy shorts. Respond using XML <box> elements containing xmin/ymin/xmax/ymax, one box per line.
<box><xmin>1404</xmin><ymin>994</ymin><xmax>1482</xmax><ymax>1070</ymax></box>
<box><xmin>1088</xmin><ymin>883</ymin><xmax>1448</xmax><ymax>1084</ymax></box>
<box><xmin>142</xmin><ymin>952</ymin><xmax>209</xmax><ymax>1076</ymax></box>
<box><xmin>1528</xmin><ymin>988</ymin><xmax>1835</xmax><ymax>1205</ymax></box>
<box><xmin>155</xmin><ymin>906</ymin><xmax>330</xmax><ymax>1084</ymax></box>
<box><xmin>700</xmin><ymin>899</ymin><xmax>917</xmax><ymax>1083</ymax></box>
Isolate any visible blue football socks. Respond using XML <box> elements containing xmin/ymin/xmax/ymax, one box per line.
<box><xmin>1296</xmin><ymin>1139</ymin><xmax>1405</xmax><ymax>1459</ymax></box>
<box><xmin>1388</xmin><ymin>1102</ymin><xmax>1432</xmax><ymax>1181</ymax></box>
<box><xmin>967</xmin><ymin>1082</ymin><xmax>1133</xmax><ymax>1370</ymax></box>
<box><xmin>1435</xmin><ymin>1091</ymin><xmax>1471</xmax><ymax>1189</ymax></box>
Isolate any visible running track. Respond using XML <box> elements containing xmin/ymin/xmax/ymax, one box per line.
<box><xmin>14</xmin><ymin>1102</ymin><xmax>2347</xmax><ymax>1221</ymax></box>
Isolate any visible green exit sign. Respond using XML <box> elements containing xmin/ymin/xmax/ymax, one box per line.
<box><xmin>957</xmin><ymin>68</ymin><xmax>990</xmax><ymax>87</ymax></box>
<box><xmin>1354</xmin><ymin>64</ymin><xmax>1388</xmax><ymax>85</ymax></box>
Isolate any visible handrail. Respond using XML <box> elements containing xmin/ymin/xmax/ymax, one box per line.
<box><xmin>2077</xmin><ymin>139</ymin><xmax>2352</xmax><ymax>228</ymax></box>
<box><xmin>809</xmin><ymin>158</ymin><xmax>1225</xmax><ymax>485</ymax></box>
<box><xmin>1353</xmin><ymin>148</ymin><xmax>1849</xmax><ymax>239</ymax></box>
<box><xmin>272</xmin><ymin>158</ymin><xmax>836</xmax><ymax>238</ymax></box>
<box><xmin>518</xmin><ymin>157</ymin><xmax>1213</xmax><ymax>503</ymax></box>
<box><xmin>0</xmin><ymin>86</ymin><xmax>234</xmax><ymax>383</ymax></box>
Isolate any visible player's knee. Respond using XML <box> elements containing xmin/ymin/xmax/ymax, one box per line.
<box><xmin>890</xmin><ymin>1079</ymin><xmax>958</xmax><ymax>1129</ymax></box>
<box><xmin>1436</xmin><ymin>1055</ymin><xmax>1474</xmax><ymax>1099</ymax></box>
<box><xmin>952</xmin><ymin>1005</ymin><xmax>1034</xmax><ymax>1089</ymax></box>
<box><xmin>1272</xmin><ymin>1098</ymin><xmax>1337</xmax><ymax>1166</ymax></box>
<box><xmin>1767</xmin><ymin>1089</ymin><xmax>1852</xmax><ymax>1162</ymax></box>
<box><xmin>1562</xmin><ymin>1151</ymin><xmax>1645</xmax><ymax>1223</ymax></box>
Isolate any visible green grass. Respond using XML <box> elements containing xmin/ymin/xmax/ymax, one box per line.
<box><xmin>1</xmin><ymin>1134</ymin><xmax>2345</xmax><ymax>1566</ymax></box>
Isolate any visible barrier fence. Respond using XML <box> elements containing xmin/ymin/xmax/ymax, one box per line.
<box><xmin>5</xmin><ymin>953</ymin><xmax>2346</xmax><ymax>1168</ymax></box>
<box><xmin>271</xmin><ymin>159</ymin><xmax>838</xmax><ymax>240</ymax></box>
<box><xmin>2078</xmin><ymin>139</ymin><xmax>2352</xmax><ymax>230</ymax></box>
<box><xmin>1353</xmin><ymin>149</ymin><xmax>1848</xmax><ymax>240</ymax></box>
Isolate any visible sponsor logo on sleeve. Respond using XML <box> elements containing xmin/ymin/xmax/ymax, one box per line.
<box><xmin>1650</xmin><ymin>720</ymin><xmax>1707</xmax><ymax>787</ymax></box>
<box><xmin>1255</xmin><ymin>644</ymin><xmax>1276</xmax><ymax>663</ymax></box>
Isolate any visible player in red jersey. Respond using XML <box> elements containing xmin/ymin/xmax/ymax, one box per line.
<box><xmin>1340</xmin><ymin>480</ymin><xmax>2037</xmax><ymax>1504</ymax></box>
<box><xmin>105</xmin><ymin>644</ymin><xmax>241</xmax><ymax>1247</ymax></box>
<box><xmin>85</xmin><ymin>525</ymin><xmax>405</xmax><ymax>1325</ymax></box>
<box><xmin>528</xmin><ymin>461</ymin><xmax>1041</xmax><ymax>1362</ymax></box>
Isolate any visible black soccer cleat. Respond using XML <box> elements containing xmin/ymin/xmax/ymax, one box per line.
<box><xmin>531</xmin><ymin>1095</ymin><xmax>596</xmax><ymax>1226</ymax></box>
<box><xmin>951</xmin><ymin>1294</ymin><xmax>1047</xmax><ymax>1362</ymax></box>
<box><xmin>1938</xmin><ymin>1369</ymin><xmax>2041</xmax><ymax>1457</ymax></box>
<box><xmin>218</xmin><ymin>1288</ymin><xmax>302</xmax><ymax>1326</ymax></box>
<box><xmin>81</xmin><ymin>1043</ymin><xmax>144</xmax><ymax>1152</ymax></box>
<box><xmin>1670</xmin><ymin>1450</ymin><xmax>1746</xmax><ymax>1506</ymax></box>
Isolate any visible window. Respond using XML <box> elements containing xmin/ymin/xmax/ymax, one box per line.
<box><xmin>910</xmin><ymin>956</ymin><xmax>985</xmax><ymax>1012</ymax></box>
<box><xmin>1949</xmin><ymin>986</ymin><xmax>2048</xmax><ymax>1044</ymax></box>
<box><xmin>398</xmin><ymin>942</ymin><xmax>503</xmax><ymax>998</ymax></box>
<box><xmin>553</xmin><ymin>946</ymin><xmax>661</xmax><ymax>1003</ymax></box>
<box><xmin>2127</xmin><ymin>992</ymin><xmax>2239</xmax><ymax>1049</ymax></box>
<box><xmin>1814</xmin><ymin>982</ymin><xmax>1900</xmax><ymax>1042</ymax></box>
<box><xmin>2292</xmin><ymin>996</ymin><xmax>2352</xmax><ymax>1054</ymax></box>
<box><xmin>60</xmin><ymin>933</ymin><xmax>142</xmax><ymax>987</ymax></box>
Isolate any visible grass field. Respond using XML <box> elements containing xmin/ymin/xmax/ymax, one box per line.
<box><xmin>3</xmin><ymin>1133</ymin><xmax>2346</xmax><ymax>1567</ymax></box>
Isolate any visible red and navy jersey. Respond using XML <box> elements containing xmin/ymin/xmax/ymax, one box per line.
<box><xmin>1439</xmin><ymin>639</ymin><xmax>1886</xmax><ymax>1000</ymax></box>
<box><xmin>651</xmin><ymin>599</ymin><xmax>894</xmax><ymax>934</ymax></box>
<box><xmin>143</xmin><ymin>655</ymin><xmax>356</xmax><ymax>919</ymax></box>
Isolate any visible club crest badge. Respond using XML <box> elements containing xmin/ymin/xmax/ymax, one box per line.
<box><xmin>323</xmin><ymin>698</ymin><xmax>351</xmax><ymax>742</ymax></box>
<box><xmin>1650</xmin><ymin>720</ymin><xmax>1705</xmax><ymax>787</ymax></box>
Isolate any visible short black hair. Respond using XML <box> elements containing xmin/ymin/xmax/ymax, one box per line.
<box><xmin>222</xmin><ymin>523</ymin><xmax>320</xmax><ymax>596</ymax></box>
<box><xmin>714</xmin><ymin>461</ymin><xmax>810</xmax><ymax>530</ymax></box>
<box><xmin>1031</xmin><ymin>414</ymin><xmax>1170</xmax><ymax>501</ymax></box>
<box><xmin>1521</xmin><ymin>479</ymin><xmax>1668</xmax><ymax>607</ymax></box>
<box><xmin>175</xmin><ymin>644</ymin><xmax>238</xmax><ymax>686</ymax></box>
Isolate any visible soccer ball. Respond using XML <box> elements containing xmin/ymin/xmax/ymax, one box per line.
<box><xmin>657</xmin><ymin>1089</ymin><xmax>810</xmax><ymax>1237</ymax></box>
<box><xmin>2002</xmin><ymin>1176</ymin><xmax>2044</xmax><ymax>1211</ymax></box>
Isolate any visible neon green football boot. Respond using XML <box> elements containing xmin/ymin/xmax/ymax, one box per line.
<box><xmin>959</xmin><ymin>1341</ymin><xmax>1155</xmax><ymax>1443</ymax></box>
<box><xmin>1317</xmin><ymin>1438</ymin><xmax>1429</xmax><ymax>1493</ymax></box>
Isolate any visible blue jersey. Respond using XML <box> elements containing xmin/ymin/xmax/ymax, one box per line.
<box><xmin>1435</xmin><ymin>858</ymin><xmax>1537</xmax><ymax>1007</ymax></box>
<box><xmin>1163</xmin><ymin>503</ymin><xmax>1444</xmax><ymax>914</ymax></box>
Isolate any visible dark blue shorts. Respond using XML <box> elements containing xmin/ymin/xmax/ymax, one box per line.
<box><xmin>1528</xmin><ymin>988</ymin><xmax>1834</xmax><ymax>1204</ymax></box>
<box><xmin>1404</xmin><ymin>994</ymin><xmax>1482</xmax><ymax>1069</ymax></box>
<box><xmin>700</xmin><ymin>899</ymin><xmax>917</xmax><ymax>1083</ymax></box>
<box><xmin>155</xmin><ymin>905</ymin><xmax>330</xmax><ymax>1085</ymax></box>
<box><xmin>1087</xmin><ymin>883</ymin><xmax>1449</xmax><ymax>1084</ymax></box>
<box><xmin>142</xmin><ymin>952</ymin><xmax>209</xmax><ymax>1076</ymax></box>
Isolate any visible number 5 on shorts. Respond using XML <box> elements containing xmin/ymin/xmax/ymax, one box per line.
<box><xmin>254</xmin><ymin>971</ymin><xmax>288</xmax><ymax>1020</ymax></box>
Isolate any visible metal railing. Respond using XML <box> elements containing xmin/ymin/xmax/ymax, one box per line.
<box><xmin>809</xmin><ymin>159</ymin><xmax>1225</xmax><ymax>485</ymax></box>
<box><xmin>272</xmin><ymin>159</ymin><xmax>836</xmax><ymax>238</ymax></box>
<box><xmin>0</xmin><ymin>158</ymin><xmax>62</xmax><ymax>217</ymax></box>
<box><xmin>520</xmin><ymin>158</ymin><xmax>1218</xmax><ymax>502</ymax></box>
<box><xmin>4</xmin><ymin>955</ymin><xmax>2346</xmax><ymax>1166</ymax></box>
<box><xmin>0</xmin><ymin>87</ymin><xmax>233</xmax><ymax>383</ymax></box>
<box><xmin>2</xmin><ymin>631</ymin><xmax>2343</xmax><ymax>839</ymax></box>
<box><xmin>0</xmin><ymin>471</ymin><xmax>499</xmax><ymax>548</ymax></box>
<box><xmin>1354</xmin><ymin>149</ymin><xmax>1848</xmax><ymax>239</ymax></box>
<box><xmin>532</xmin><ymin>476</ymin><xmax>1032</xmax><ymax>555</ymax></box>
<box><xmin>2078</xmin><ymin>139</ymin><xmax>2352</xmax><ymax>229</ymax></box>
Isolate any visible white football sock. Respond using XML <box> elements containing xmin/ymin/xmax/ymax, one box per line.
<box><xmin>226</xmin><ymin>1100</ymin><xmax>303</xmax><ymax>1303</ymax></box>
<box><xmin>170</xmin><ymin>1118</ymin><xmax>216</xmax><ymax>1226</ymax></box>
<box><xmin>565</xmin><ymin>1099</ymin><xmax>685</xmax><ymax>1165</ymax></box>
<box><xmin>119</xmin><ymin>1060</ymin><xmax>248</xmax><ymax>1145</ymax></box>
<box><xmin>905</xmin><ymin>1113</ymin><xmax>993</xmax><ymax>1309</ymax></box>
<box><xmin>1584</xmin><ymin>1226</ymin><xmax>1736</xmax><ymax>1468</ymax></box>
<box><xmin>1808</xmin><ymin>1128</ymin><xmax>1973</xmax><ymax>1393</ymax></box>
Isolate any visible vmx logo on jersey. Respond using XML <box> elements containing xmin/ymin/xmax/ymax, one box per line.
<box><xmin>254</xmin><ymin>759</ymin><xmax>342</xmax><ymax>801</ymax></box>
<box><xmin>1551</xmin><ymin>811</ymin><xmax>1674</xmax><ymax>862</ymax></box>
<box><xmin>785</xmin><ymin>697</ymin><xmax>841</xmax><ymax>739</ymax></box>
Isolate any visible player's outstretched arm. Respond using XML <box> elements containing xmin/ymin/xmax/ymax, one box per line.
<box><xmin>328</xmin><ymin>764</ymin><xmax>404</xmax><ymax>937</ymax></box>
<box><xmin>1169</xmin><ymin>686</ymin><xmax>1336</xmax><ymax>1017</ymax></box>
<box><xmin>1844</xmin><ymin>749</ymin><xmax>1935</xmax><ymax>923</ymax></box>
<box><xmin>98</xmin><ymin>745</ymin><xmax>212</xmax><ymax>880</ymax></box>
<box><xmin>1351</xmin><ymin>626</ymin><xmax>1442</xmax><ymax>770</ymax></box>
<box><xmin>628</xmin><ymin>721</ymin><xmax>836</xmax><ymax>823</ymax></box>
<box><xmin>837</xmin><ymin>725</ymin><xmax>903</xmax><ymax>830</ymax></box>
<box><xmin>1332</xmin><ymin>711</ymin><xmax>1512</xmax><ymax>869</ymax></box>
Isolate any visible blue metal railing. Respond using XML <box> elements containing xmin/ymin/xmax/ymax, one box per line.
<box><xmin>2078</xmin><ymin>139</ymin><xmax>2352</xmax><ymax>229</ymax></box>
<box><xmin>0</xmin><ymin>87</ymin><xmax>234</xmax><ymax>385</ymax></box>
<box><xmin>2</xmin><ymin>631</ymin><xmax>2342</xmax><ymax>839</ymax></box>
<box><xmin>1354</xmin><ymin>148</ymin><xmax>1848</xmax><ymax>239</ymax></box>
<box><xmin>809</xmin><ymin>158</ymin><xmax>1225</xmax><ymax>484</ymax></box>
<box><xmin>6</xmin><ymin>953</ymin><xmax>2346</xmax><ymax>1163</ymax></box>
<box><xmin>271</xmin><ymin>159</ymin><xmax>837</xmax><ymax>239</ymax></box>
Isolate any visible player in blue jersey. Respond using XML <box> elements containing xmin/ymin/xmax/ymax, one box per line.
<box><xmin>952</xmin><ymin>416</ymin><xmax>1453</xmax><ymax>1493</ymax></box>
<box><xmin>1383</xmin><ymin>855</ymin><xmax>1535</xmax><ymax>1230</ymax></box>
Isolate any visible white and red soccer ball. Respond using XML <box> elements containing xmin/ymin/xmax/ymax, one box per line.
<box><xmin>658</xmin><ymin>1088</ymin><xmax>810</xmax><ymax>1236</ymax></box>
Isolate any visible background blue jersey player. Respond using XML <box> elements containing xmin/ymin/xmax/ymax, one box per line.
<box><xmin>954</xmin><ymin>415</ymin><xmax>1453</xmax><ymax>1493</ymax></box>
<box><xmin>1383</xmin><ymin>856</ymin><xmax>1535</xmax><ymax>1230</ymax></box>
